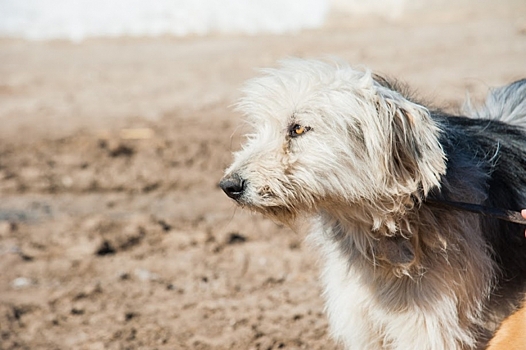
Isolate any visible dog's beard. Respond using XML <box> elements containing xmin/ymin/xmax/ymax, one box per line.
<box><xmin>238</xmin><ymin>202</ymin><xmax>296</xmax><ymax>226</ymax></box>
<box><xmin>260</xmin><ymin>205</ymin><xmax>298</xmax><ymax>225</ymax></box>
<box><xmin>233</xmin><ymin>194</ymin><xmax>305</xmax><ymax>227</ymax></box>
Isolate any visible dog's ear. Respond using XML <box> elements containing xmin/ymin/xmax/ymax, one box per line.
<box><xmin>377</xmin><ymin>94</ymin><xmax>446</xmax><ymax>196</ymax></box>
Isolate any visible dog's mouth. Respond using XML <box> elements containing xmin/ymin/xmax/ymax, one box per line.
<box><xmin>221</xmin><ymin>180</ymin><xmax>340</xmax><ymax>225</ymax></box>
<box><xmin>220</xmin><ymin>175</ymin><xmax>305</xmax><ymax>223</ymax></box>
<box><xmin>220</xmin><ymin>175</ymin><xmax>280</xmax><ymax>206</ymax></box>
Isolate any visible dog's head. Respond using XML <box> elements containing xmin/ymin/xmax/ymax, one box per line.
<box><xmin>220</xmin><ymin>59</ymin><xmax>446</xmax><ymax>224</ymax></box>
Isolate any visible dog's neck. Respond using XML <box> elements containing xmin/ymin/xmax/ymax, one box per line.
<box><xmin>317</xmin><ymin>205</ymin><xmax>420</xmax><ymax>278</ymax></box>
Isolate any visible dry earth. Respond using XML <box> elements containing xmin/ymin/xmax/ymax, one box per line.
<box><xmin>1</xmin><ymin>2</ymin><xmax>526</xmax><ymax>349</ymax></box>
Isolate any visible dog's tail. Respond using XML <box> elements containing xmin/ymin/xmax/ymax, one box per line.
<box><xmin>464</xmin><ymin>79</ymin><xmax>526</xmax><ymax>128</ymax></box>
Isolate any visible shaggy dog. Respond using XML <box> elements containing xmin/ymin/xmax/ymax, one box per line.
<box><xmin>219</xmin><ymin>59</ymin><xmax>526</xmax><ymax>349</ymax></box>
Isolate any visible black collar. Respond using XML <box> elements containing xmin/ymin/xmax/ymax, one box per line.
<box><xmin>426</xmin><ymin>198</ymin><xmax>526</xmax><ymax>225</ymax></box>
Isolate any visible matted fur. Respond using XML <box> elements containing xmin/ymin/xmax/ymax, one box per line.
<box><xmin>220</xmin><ymin>59</ymin><xmax>526</xmax><ymax>349</ymax></box>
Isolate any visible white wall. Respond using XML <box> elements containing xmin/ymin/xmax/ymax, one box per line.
<box><xmin>0</xmin><ymin>0</ymin><xmax>415</xmax><ymax>41</ymax></box>
<box><xmin>0</xmin><ymin>0</ymin><xmax>329</xmax><ymax>40</ymax></box>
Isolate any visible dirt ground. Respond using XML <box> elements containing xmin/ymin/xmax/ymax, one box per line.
<box><xmin>1</xmin><ymin>2</ymin><xmax>526</xmax><ymax>349</ymax></box>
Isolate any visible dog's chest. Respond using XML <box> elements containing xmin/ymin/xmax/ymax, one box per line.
<box><xmin>312</xmin><ymin>223</ymin><xmax>474</xmax><ymax>350</ymax></box>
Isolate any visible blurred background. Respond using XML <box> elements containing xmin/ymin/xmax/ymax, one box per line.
<box><xmin>0</xmin><ymin>1</ymin><xmax>524</xmax><ymax>349</ymax></box>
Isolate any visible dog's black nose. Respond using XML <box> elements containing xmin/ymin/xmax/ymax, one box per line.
<box><xmin>219</xmin><ymin>175</ymin><xmax>245</xmax><ymax>200</ymax></box>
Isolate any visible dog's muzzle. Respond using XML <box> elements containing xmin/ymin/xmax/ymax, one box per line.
<box><xmin>219</xmin><ymin>174</ymin><xmax>246</xmax><ymax>200</ymax></box>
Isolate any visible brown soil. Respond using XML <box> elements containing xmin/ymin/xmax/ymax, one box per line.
<box><xmin>1</xmin><ymin>3</ymin><xmax>525</xmax><ymax>349</ymax></box>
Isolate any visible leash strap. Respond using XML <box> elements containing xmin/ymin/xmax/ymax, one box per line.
<box><xmin>426</xmin><ymin>198</ymin><xmax>526</xmax><ymax>225</ymax></box>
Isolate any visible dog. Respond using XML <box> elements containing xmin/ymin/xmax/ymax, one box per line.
<box><xmin>219</xmin><ymin>59</ymin><xmax>526</xmax><ymax>349</ymax></box>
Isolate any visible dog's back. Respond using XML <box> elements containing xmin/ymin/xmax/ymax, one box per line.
<box><xmin>465</xmin><ymin>79</ymin><xmax>526</xmax><ymax>296</ymax></box>
<box><xmin>470</xmin><ymin>80</ymin><xmax>526</xmax><ymax>349</ymax></box>
<box><xmin>432</xmin><ymin>79</ymin><xmax>526</xmax><ymax>342</ymax></box>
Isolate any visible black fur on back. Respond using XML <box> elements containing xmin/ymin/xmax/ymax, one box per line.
<box><xmin>427</xmin><ymin>79</ymin><xmax>526</xmax><ymax>316</ymax></box>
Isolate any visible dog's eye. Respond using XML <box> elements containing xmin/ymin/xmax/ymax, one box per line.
<box><xmin>289</xmin><ymin>124</ymin><xmax>311</xmax><ymax>138</ymax></box>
